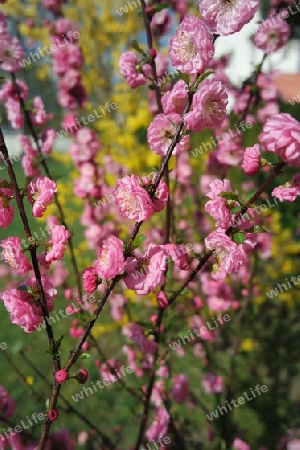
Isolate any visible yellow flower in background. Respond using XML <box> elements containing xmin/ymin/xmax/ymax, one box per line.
<box><xmin>26</xmin><ymin>376</ymin><xmax>34</xmax><ymax>385</ymax></box>
<box><xmin>240</xmin><ymin>338</ymin><xmax>258</xmax><ymax>352</ymax></box>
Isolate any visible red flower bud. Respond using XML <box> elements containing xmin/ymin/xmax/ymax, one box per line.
<box><xmin>48</xmin><ymin>409</ymin><xmax>59</xmax><ymax>422</ymax></box>
<box><xmin>75</xmin><ymin>368</ymin><xmax>89</xmax><ymax>384</ymax></box>
<box><xmin>55</xmin><ymin>369</ymin><xmax>69</xmax><ymax>384</ymax></box>
<box><xmin>148</xmin><ymin>48</ymin><xmax>157</xmax><ymax>59</ymax></box>
<box><xmin>145</xmin><ymin>6</ymin><xmax>154</xmax><ymax>16</ymax></box>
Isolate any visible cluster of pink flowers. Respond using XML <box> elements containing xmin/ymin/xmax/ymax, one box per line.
<box><xmin>1</xmin><ymin>276</ymin><xmax>57</xmax><ymax>333</ymax></box>
<box><xmin>50</xmin><ymin>18</ymin><xmax>85</xmax><ymax>109</ymax></box>
<box><xmin>129</xmin><ymin>323</ymin><xmax>158</xmax><ymax>355</ymax></box>
<box><xmin>0</xmin><ymin>12</ymin><xmax>24</xmax><ymax>73</ymax></box>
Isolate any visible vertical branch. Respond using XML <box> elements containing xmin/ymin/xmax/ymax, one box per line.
<box><xmin>0</xmin><ymin>127</ymin><xmax>59</xmax><ymax>366</ymax></box>
<box><xmin>140</xmin><ymin>0</ymin><xmax>171</xmax><ymax>244</ymax></box>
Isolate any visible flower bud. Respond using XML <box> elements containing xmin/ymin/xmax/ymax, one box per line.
<box><xmin>48</xmin><ymin>409</ymin><xmax>59</xmax><ymax>422</ymax></box>
<box><xmin>75</xmin><ymin>368</ymin><xmax>89</xmax><ymax>384</ymax></box>
<box><xmin>55</xmin><ymin>369</ymin><xmax>69</xmax><ymax>384</ymax></box>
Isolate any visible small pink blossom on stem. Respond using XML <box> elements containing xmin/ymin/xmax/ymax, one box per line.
<box><xmin>94</xmin><ymin>235</ymin><xmax>125</xmax><ymax>280</ymax></box>
<box><xmin>0</xmin><ymin>35</ymin><xmax>24</xmax><ymax>72</ymax></box>
<box><xmin>0</xmin><ymin>237</ymin><xmax>32</xmax><ymax>275</ymax></box>
<box><xmin>146</xmin><ymin>407</ymin><xmax>169</xmax><ymax>441</ymax></box>
<box><xmin>205</xmin><ymin>229</ymin><xmax>246</xmax><ymax>280</ymax></box>
<box><xmin>147</xmin><ymin>113</ymin><xmax>189</xmax><ymax>156</ymax></box>
<box><xmin>27</xmin><ymin>176</ymin><xmax>57</xmax><ymax>218</ymax></box>
<box><xmin>254</xmin><ymin>15</ymin><xmax>290</xmax><ymax>54</ymax></box>
<box><xmin>119</xmin><ymin>51</ymin><xmax>146</xmax><ymax>89</ymax></box>
<box><xmin>205</xmin><ymin>179</ymin><xmax>238</xmax><ymax>229</ymax></box>
<box><xmin>172</xmin><ymin>374</ymin><xmax>189</xmax><ymax>403</ymax></box>
<box><xmin>259</xmin><ymin>113</ymin><xmax>300</xmax><ymax>167</ymax></box>
<box><xmin>202</xmin><ymin>372</ymin><xmax>223</xmax><ymax>393</ymax></box>
<box><xmin>55</xmin><ymin>369</ymin><xmax>69</xmax><ymax>384</ymax></box>
<box><xmin>272</xmin><ymin>175</ymin><xmax>300</xmax><ymax>203</ymax></box>
<box><xmin>0</xmin><ymin>185</ymin><xmax>14</xmax><ymax>228</ymax></box>
<box><xmin>1</xmin><ymin>276</ymin><xmax>56</xmax><ymax>333</ymax></box>
<box><xmin>124</xmin><ymin>244</ymin><xmax>167</xmax><ymax>294</ymax></box>
<box><xmin>43</xmin><ymin>225</ymin><xmax>71</xmax><ymax>264</ymax></box>
<box><xmin>242</xmin><ymin>144</ymin><xmax>261</xmax><ymax>176</ymax></box>
<box><xmin>82</xmin><ymin>266</ymin><xmax>98</xmax><ymax>293</ymax></box>
<box><xmin>115</xmin><ymin>175</ymin><xmax>154</xmax><ymax>222</ymax></box>
<box><xmin>169</xmin><ymin>15</ymin><xmax>214</xmax><ymax>75</ymax></box>
<box><xmin>184</xmin><ymin>79</ymin><xmax>228</xmax><ymax>132</ymax></box>
<box><xmin>199</xmin><ymin>0</ymin><xmax>260</xmax><ymax>36</ymax></box>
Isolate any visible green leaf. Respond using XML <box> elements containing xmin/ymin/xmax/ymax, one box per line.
<box><xmin>244</xmin><ymin>191</ymin><xmax>256</xmax><ymax>204</ymax></box>
<box><xmin>253</xmin><ymin>225</ymin><xmax>269</xmax><ymax>233</ymax></box>
<box><xmin>45</xmin><ymin>398</ymin><xmax>50</xmax><ymax>410</ymax></box>
<box><xmin>233</xmin><ymin>232</ymin><xmax>247</xmax><ymax>244</ymax></box>
<box><xmin>132</xmin><ymin>234</ymin><xmax>147</xmax><ymax>250</ymax></box>
<box><xmin>87</xmin><ymin>314</ymin><xmax>97</xmax><ymax>323</ymax></box>
<box><xmin>231</xmin><ymin>206</ymin><xmax>243</xmax><ymax>214</ymax></box>
<box><xmin>17</xmin><ymin>285</ymin><xmax>33</xmax><ymax>294</ymax></box>
<box><xmin>55</xmin><ymin>335</ymin><xmax>64</xmax><ymax>351</ymax></box>
<box><xmin>218</xmin><ymin>192</ymin><xmax>240</xmax><ymax>202</ymax></box>
<box><xmin>130</xmin><ymin>40</ymin><xmax>146</xmax><ymax>56</ymax></box>
<box><xmin>177</xmin><ymin>70</ymin><xmax>190</xmax><ymax>85</ymax></box>
<box><xmin>78</xmin><ymin>353</ymin><xmax>91</xmax><ymax>360</ymax></box>
<box><xmin>180</xmin><ymin>289</ymin><xmax>190</xmax><ymax>295</ymax></box>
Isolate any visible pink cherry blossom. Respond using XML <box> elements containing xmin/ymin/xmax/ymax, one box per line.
<box><xmin>146</xmin><ymin>407</ymin><xmax>169</xmax><ymax>441</ymax></box>
<box><xmin>94</xmin><ymin>235</ymin><xmax>124</xmax><ymax>280</ymax></box>
<box><xmin>156</xmin><ymin>290</ymin><xmax>168</xmax><ymax>308</ymax></box>
<box><xmin>184</xmin><ymin>79</ymin><xmax>228</xmax><ymax>132</ymax></box>
<box><xmin>115</xmin><ymin>175</ymin><xmax>154</xmax><ymax>222</ymax></box>
<box><xmin>165</xmin><ymin>243</ymin><xmax>189</xmax><ymax>270</ymax></box>
<box><xmin>119</xmin><ymin>51</ymin><xmax>146</xmax><ymax>89</ymax></box>
<box><xmin>162</xmin><ymin>80</ymin><xmax>189</xmax><ymax>115</ymax></box>
<box><xmin>124</xmin><ymin>244</ymin><xmax>167</xmax><ymax>294</ymax></box>
<box><xmin>130</xmin><ymin>323</ymin><xmax>158</xmax><ymax>355</ymax></box>
<box><xmin>259</xmin><ymin>113</ymin><xmax>300</xmax><ymax>167</ymax></box>
<box><xmin>82</xmin><ymin>267</ymin><xmax>98</xmax><ymax>293</ymax></box>
<box><xmin>0</xmin><ymin>185</ymin><xmax>14</xmax><ymax>227</ymax></box>
<box><xmin>172</xmin><ymin>374</ymin><xmax>189</xmax><ymax>403</ymax></box>
<box><xmin>41</xmin><ymin>129</ymin><xmax>56</xmax><ymax>154</ymax></box>
<box><xmin>0</xmin><ymin>386</ymin><xmax>15</xmax><ymax>418</ymax></box>
<box><xmin>27</xmin><ymin>176</ymin><xmax>57</xmax><ymax>217</ymax></box>
<box><xmin>147</xmin><ymin>113</ymin><xmax>190</xmax><ymax>156</ymax></box>
<box><xmin>199</xmin><ymin>0</ymin><xmax>260</xmax><ymax>36</ymax></box>
<box><xmin>1</xmin><ymin>276</ymin><xmax>56</xmax><ymax>333</ymax></box>
<box><xmin>30</xmin><ymin>96</ymin><xmax>47</xmax><ymax>125</ymax></box>
<box><xmin>169</xmin><ymin>15</ymin><xmax>214</xmax><ymax>75</ymax></box>
<box><xmin>0</xmin><ymin>35</ymin><xmax>24</xmax><ymax>72</ymax></box>
<box><xmin>44</xmin><ymin>225</ymin><xmax>70</xmax><ymax>264</ymax></box>
<box><xmin>142</xmin><ymin>176</ymin><xmax>169</xmax><ymax>213</ymax></box>
<box><xmin>19</xmin><ymin>135</ymin><xmax>41</xmax><ymax>177</ymax></box>
<box><xmin>205</xmin><ymin>179</ymin><xmax>238</xmax><ymax>229</ymax></box>
<box><xmin>205</xmin><ymin>229</ymin><xmax>246</xmax><ymax>280</ymax></box>
<box><xmin>272</xmin><ymin>175</ymin><xmax>300</xmax><ymax>203</ymax></box>
<box><xmin>233</xmin><ymin>438</ymin><xmax>250</xmax><ymax>450</ymax></box>
<box><xmin>254</xmin><ymin>15</ymin><xmax>290</xmax><ymax>54</ymax></box>
<box><xmin>0</xmin><ymin>237</ymin><xmax>32</xmax><ymax>275</ymax></box>
<box><xmin>242</xmin><ymin>144</ymin><xmax>261</xmax><ymax>176</ymax></box>
<box><xmin>202</xmin><ymin>372</ymin><xmax>224</xmax><ymax>393</ymax></box>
